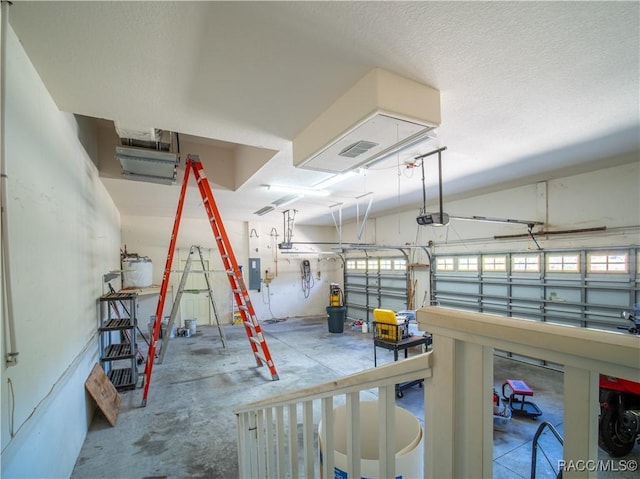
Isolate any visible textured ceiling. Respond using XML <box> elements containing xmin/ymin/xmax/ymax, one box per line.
<box><xmin>8</xmin><ymin>1</ymin><xmax>640</xmax><ymax>226</ymax></box>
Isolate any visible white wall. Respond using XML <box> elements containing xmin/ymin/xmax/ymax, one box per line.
<box><xmin>343</xmin><ymin>160</ymin><xmax>640</xmax><ymax>249</ymax></box>
<box><xmin>1</xmin><ymin>24</ymin><xmax>121</xmax><ymax>478</ymax></box>
<box><xmin>124</xmin><ymin>160</ymin><xmax>639</xmax><ymax>327</ymax></box>
<box><xmin>121</xmin><ymin>214</ymin><xmax>342</xmax><ymax>325</ymax></box>
<box><xmin>340</xmin><ymin>159</ymin><xmax>640</xmax><ymax>300</ymax></box>
<box><xmin>246</xmin><ymin>221</ymin><xmax>342</xmax><ymax>320</ymax></box>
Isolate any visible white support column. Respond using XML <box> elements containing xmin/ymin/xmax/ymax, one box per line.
<box><xmin>275</xmin><ymin>406</ymin><xmax>285</xmax><ymax>477</ymax></box>
<box><xmin>237</xmin><ymin>413</ymin><xmax>248</xmax><ymax>479</ymax></box>
<box><xmin>287</xmin><ymin>404</ymin><xmax>298</xmax><ymax>478</ymax></box>
<box><xmin>256</xmin><ymin>409</ymin><xmax>266</xmax><ymax>476</ymax></box>
<box><xmin>302</xmin><ymin>401</ymin><xmax>314</xmax><ymax>479</ymax></box>
<box><xmin>563</xmin><ymin>366</ymin><xmax>599</xmax><ymax>479</ymax></box>
<box><xmin>454</xmin><ymin>341</ymin><xmax>493</xmax><ymax>478</ymax></box>
<box><xmin>346</xmin><ymin>391</ymin><xmax>361</xmax><ymax>479</ymax></box>
<box><xmin>425</xmin><ymin>335</ymin><xmax>493</xmax><ymax>478</ymax></box>
<box><xmin>321</xmin><ymin>397</ymin><xmax>335</xmax><ymax>479</ymax></box>
<box><xmin>425</xmin><ymin>335</ymin><xmax>455</xmax><ymax>478</ymax></box>
<box><xmin>247</xmin><ymin>412</ymin><xmax>259</xmax><ymax>478</ymax></box>
<box><xmin>378</xmin><ymin>385</ymin><xmax>396</xmax><ymax>479</ymax></box>
<box><xmin>265</xmin><ymin>407</ymin><xmax>275</xmax><ymax>478</ymax></box>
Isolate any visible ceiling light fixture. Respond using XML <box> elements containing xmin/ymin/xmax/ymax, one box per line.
<box><xmin>272</xmin><ymin>194</ymin><xmax>300</xmax><ymax>206</ymax></box>
<box><xmin>253</xmin><ymin>206</ymin><xmax>275</xmax><ymax>216</ymax></box>
<box><xmin>273</xmin><ymin>195</ymin><xmax>304</xmax><ymax>208</ymax></box>
<box><xmin>267</xmin><ymin>185</ymin><xmax>330</xmax><ymax>197</ymax></box>
<box><xmin>313</xmin><ymin>171</ymin><xmax>358</xmax><ymax>189</ymax></box>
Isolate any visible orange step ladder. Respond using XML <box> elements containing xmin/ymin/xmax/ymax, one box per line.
<box><xmin>141</xmin><ymin>154</ymin><xmax>279</xmax><ymax>406</ymax></box>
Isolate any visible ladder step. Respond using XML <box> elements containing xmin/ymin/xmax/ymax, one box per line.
<box><xmin>254</xmin><ymin>351</ymin><xmax>267</xmax><ymax>364</ymax></box>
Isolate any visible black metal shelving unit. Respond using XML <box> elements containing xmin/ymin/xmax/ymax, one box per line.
<box><xmin>98</xmin><ymin>292</ymin><xmax>138</xmax><ymax>390</ymax></box>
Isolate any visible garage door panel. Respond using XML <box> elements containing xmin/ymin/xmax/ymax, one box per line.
<box><xmin>344</xmin><ymin>254</ymin><xmax>409</xmax><ymax>324</ymax></box>
<box><xmin>511</xmin><ymin>285</ymin><xmax>543</xmax><ymax>300</ymax></box>
<box><xmin>484</xmin><ymin>284</ymin><xmax>508</xmax><ymax>296</ymax></box>
<box><xmin>586</xmin><ymin>289</ymin><xmax>629</xmax><ymax>307</ymax></box>
<box><xmin>545</xmin><ymin>287</ymin><xmax>581</xmax><ymax>303</ymax></box>
<box><xmin>433</xmin><ymin>247</ymin><xmax>638</xmax><ymax>370</ymax></box>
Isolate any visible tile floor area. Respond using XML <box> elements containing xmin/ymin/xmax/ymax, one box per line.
<box><xmin>71</xmin><ymin>315</ymin><xmax>639</xmax><ymax>478</ymax></box>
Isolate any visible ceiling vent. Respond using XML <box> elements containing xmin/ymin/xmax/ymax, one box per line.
<box><xmin>114</xmin><ymin>123</ymin><xmax>179</xmax><ymax>185</ymax></box>
<box><xmin>339</xmin><ymin>140</ymin><xmax>379</xmax><ymax>158</ymax></box>
<box><xmin>115</xmin><ymin>146</ymin><xmax>179</xmax><ymax>186</ymax></box>
<box><xmin>293</xmin><ymin>68</ymin><xmax>441</xmax><ymax>174</ymax></box>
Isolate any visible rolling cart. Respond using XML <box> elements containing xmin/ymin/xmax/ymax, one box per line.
<box><xmin>372</xmin><ymin>309</ymin><xmax>431</xmax><ymax>398</ymax></box>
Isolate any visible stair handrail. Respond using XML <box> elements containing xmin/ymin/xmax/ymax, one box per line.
<box><xmin>235</xmin><ymin>351</ymin><xmax>432</xmax><ymax>478</ymax></box>
<box><xmin>530</xmin><ymin>421</ymin><xmax>564</xmax><ymax>479</ymax></box>
<box><xmin>234</xmin><ymin>350</ymin><xmax>432</xmax><ymax>414</ymax></box>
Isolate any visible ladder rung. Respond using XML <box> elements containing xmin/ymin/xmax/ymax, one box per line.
<box><xmin>238</xmin><ymin>305</ymin><xmax>248</xmax><ymax>311</ymax></box>
<box><xmin>249</xmin><ymin>337</ymin><xmax>261</xmax><ymax>346</ymax></box>
<box><xmin>254</xmin><ymin>351</ymin><xmax>267</xmax><ymax>364</ymax></box>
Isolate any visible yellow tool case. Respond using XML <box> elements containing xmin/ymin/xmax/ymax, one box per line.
<box><xmin>372</xmin><ymin>308</ymin><xmax>409</xmax><ymax>341</ymax></box>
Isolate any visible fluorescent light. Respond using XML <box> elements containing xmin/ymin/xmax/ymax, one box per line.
<box><xmin>314</xmin><ymin>171</ymin><xmax>358</xmax><ymax>189</ymax></box>
<box><xmin>274</xmin><ymin>195</ymin><xmax>303</xmax><ymax>208</ymax></box>
<box><xmin>253</xmin><ymin>206</ymin><xmax>275</xmax><ymax>216</ymax></box>
<box><xmin>267</xmin><ymin>185</ymin><xmax>330</xmax><ymax>197</ymax></box>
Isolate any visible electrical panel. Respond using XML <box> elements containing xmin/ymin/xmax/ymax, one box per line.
<box><xmin>248</xmin><ymin>257</ymin><xmax>261</xmax><ymax>290</ymax></box>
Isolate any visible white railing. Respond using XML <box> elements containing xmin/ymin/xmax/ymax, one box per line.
<box><xmin>235</xmin><ymin>306</ymin><xmax>640</xmax><ymax>479</ymax></box>
<box><xmin>234</xmin><ymin>351</ymin><xmax>432</xmax><ymax>479</ymax></box>
<box><xmin>419</xmin><ymin>306</ymin><xmax>640</xmax><ymax>479</ymax></box>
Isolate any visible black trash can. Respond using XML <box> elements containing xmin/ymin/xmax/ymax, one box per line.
<box><xmin>326</xmin><ymin>306</ymin><xmax>346</xmax><ymax>333</ymax></box>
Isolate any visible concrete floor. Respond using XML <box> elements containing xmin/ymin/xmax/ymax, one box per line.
<box><xmin>72</xmin><ymin>315</ymin><xmax>639</xmax><ymax>479</ymax></box>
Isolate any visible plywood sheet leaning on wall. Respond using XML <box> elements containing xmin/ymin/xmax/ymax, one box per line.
<box><xmin>84</xmin><ymin>363</ymin><xmax>121</xmax><ymax>427</ymax></box>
